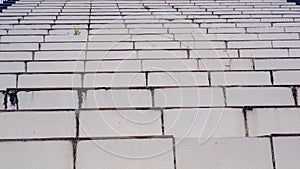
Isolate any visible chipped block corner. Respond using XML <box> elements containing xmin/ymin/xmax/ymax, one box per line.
<box><xmin>0</xmin><ymin>0</ymin><xmax>300</xmax><ymax>168</ymax></box>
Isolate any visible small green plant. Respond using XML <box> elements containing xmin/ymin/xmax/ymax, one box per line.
<box><xmin>225</xmin><ymin>58</ymin><xmax>233</xmax><ymax>70</ymax></box>
<box><xmin>191</xmin><ymin>33</ymin><xmax>196</xmax><ymax>41</ymax></box>
<box><xmin>73</xmin><ymin>26</ymin><xmax>81</xmax><ymax>36</ymax></box>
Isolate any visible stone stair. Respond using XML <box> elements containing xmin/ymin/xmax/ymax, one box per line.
<box><xmin>0</xmin><ymin>0</ymin><xmax>300</xmax><ymax>168</ymax></box>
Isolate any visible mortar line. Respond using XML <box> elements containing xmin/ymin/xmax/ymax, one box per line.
<box><xmin>172</xmin><ymin>137</ymin><xmax>177</xmax><ymax>169</ymax></box>
<box><xmin>270</xmin><ymin>136</ymin><xmax>277</xmax><ymax>169</ymax></box>
<box><xmin>242</xmin><ymin>107</ymin><xmax>249</xmax><ymax>137</ymax></box>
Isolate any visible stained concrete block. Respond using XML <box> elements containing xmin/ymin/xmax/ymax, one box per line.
<box><xmin>18</xmin><ymin>74</ymin><xmax>82</xmax><ymax>88</ymax></box>
<box><xmin>18</xmin><ymin>90</ymin><xmax>78</xmax><ymax>109</ymax></box>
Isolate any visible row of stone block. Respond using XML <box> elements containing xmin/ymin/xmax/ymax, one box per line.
<box><xmin>0</xmin><ymin>87</ymin><xmax>298</xmax><ymax>110</ymax></box>
<box><xmin>0</xmin><ymin>136</ymin><xmax>299</xmax><ymax>169</ymax></box>
<box><xmin>0</xmin><ymin>108</ymin><xmax>300</xmax><ymax>138</ymax></box>
<box><xmin>2</xmin><ymin>71</ymin><xmax>300</xmax><ymax>89</ymax></box>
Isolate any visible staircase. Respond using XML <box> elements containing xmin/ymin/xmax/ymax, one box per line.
<box><xmin>0</xmin><ymin>0</ymin><xmax>300</xmax><ymax>168</ymax></box>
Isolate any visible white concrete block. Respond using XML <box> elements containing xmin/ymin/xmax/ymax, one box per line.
<box><xmin>89</xmin><ymin>28</ymin><xmax>128</xmax><ymax>34</ymax></box>
<box><xmin>148</xmin><ymin>72</ymin><xmax>209</xmax><ymax>87</ymax></box>
<box><xmin>82</xmin><ymin>89</ymin><xmax>152</xmax><ymax>108</ymax></box>
<box><xmin>182</xmin><ymin>41</ymin><xmax>226</xmax><ymax>49</ymax></box>
<box><xmin>132</xmin><ymin>34</ymin><xmax>173</xmax><ymax>41</ymax></box>
<box><xmin>85</xmin><ymin>60</ymin><xmax>141</xmax><ymax>72</ymax></box>
<box><xmin>18</xmin><ymin>74</ymin><xmax>81</xmax><ymax>88</ymax></box>
<box><xmin>0</xmin><ymin>62</ymin><xmax>24</xmax><ymax>73</ymax></box>
<box><xmin>8</xmin><ymin>29</ymin><xmax>48</xmax><ymax>35</ymax></box>
<box><xmin>273</xmin><ymin>137</ymin><xmax>300</xmax><ymax>169</ymax></box>
<box><xmin>135</xmin><ymin>41</ymin><xmax>180</xmax><ymax>49</ymax></box>
<box><xmin>34</xmin><ymin>51</ymin><xmax>85</xmax><ymax>60</ymax></box>
<box><xmin>1</xmin><ymin>36</ymin><xmax>43</xmax><ymax>42</ymax></box>
<box><xmin>0</xmin><ymin>111</ymin><xmax>76</xmax><ymax>138</ymax></box>
<box><xmin>211</xmin><ymin>72</ymin><xmax>271</xmax><ymax>86</ymax></box>
<box><xmin>190</xmin><ymin>49</ymin><xmax>238</xmax><ymax>58</ymax></box>
<box><xmin>226</xmin><ymin>87</ymin><xmax>294</xmax><ymax>106</ymax></box>
<box><xmin>88</xmin><ymin>42</ymin><xmax>133</xmax><ymax>50</ymax></box>
<box><xmin>142</xmin><ymin>59</ymin><xmax>197</xmax><ymax>71</ymax></box>
<box><xmin>45</xmin><ymin>34</ymin><xmax>88</xmax><ymax>42</ymax></box>
<box><xmin>41</xmin><ymin>43</ymin><xmax>87</xmax><ymax>50</ymax></box>
<box><xmin>240</xmin><ymin>49</ymin><xmax>289</xmax><ymax>58</ymax></box>
<box><xmin>87</xmin><ymin>50</ymin><xmax>137</xmax><ymax>60</ymax></box>
<box><xmin>255</xmin><ymin>59</ymin><xmax>300</xmax><ymax>70</ymax></box>
<box><xmin>89</xmin><ymin>34</ymin><xmax>131</xmax><ymax>41</ymax></box>
<box><xmin>0</xmin><ymin>93</ymin><xmax>4</xmax><ymax>110</ymax></box>
<box><xmin>215</xmin><ymin>34</ymin><xmax>258</xmax><ymax>40</ymax></box>
<box><xmin>228</xmin><ymin>41</ymin><xmax>272</xmax><ymax>49</ymax></box>
<box><xmin>0</xmin><ymin>52</ymin><xmax>32</xmax><ymax>61</ymax></box>
<box><xmin>258</xmin><ymin>33</ymin><xmax>299</xmax><ymax>40</ymax></box>
<box><xmin>27</xmin><ymin>61</ymin><xmax>84</xmax><ymax>72</ymax></box>
<box><xmin>0</xmin><ymin>43</ymin><xmax>38</xmax><ymax>51</ymax></box>
<box><xmin>0</xmin><ymin>75</ymin><xmax>16</xmax><ymax>90</ymax></box>
<box><xmin>208</xmin><ymin>28</ymin><xmax>246</xmax><ymax>33</ymax></box>
<box><xmin>129</xmin><ymin>28</ymin><xmax>167</xmax><ymax>34</ymax></box>
<box><xmin>137</xmin><ymin>50</ymin><xmax>187</xmax><ymax>59</ymax></box>
<box><xmin>199</xmin><ymin>59</ymin><xmax>253</xmax><ymax>70</ymax></box>
<box><xmin>247</xmin><ymin>27</ymin><xmax>284</xmax><ymax>33</ymax></box>
<box><xmin>18</xmin><ymin>90</ymin><xmax>78</xmax><ymax>109</ymax></box>
<box><xmin>273</xmin><ymin>40</ymin><xmax>300</xmax><ymax>48</ymax></box>
<box><xmin>154</xmin><ymin>87</ymin><xmax>225</xmax><ymax>107</ymax></box>
<box><xmin>79</xmin><ymin>110</ymin><xmax>162</xmax><ymax>137</ymax></box>
<box><xmin>247</xmin><ymin>108</ymin><xmax>300</xmax><ymax>136</ymax></box>
<box><xmin>0</xmin><ymin>141</ymin><xmax>73</xmax><ymax>169</ymax></box>
<box><xmin>77</xmin><ymin>138</ymin><xmax>174</xmax><ymax>169</ymax></box>
<box><xmin>164</xmin><ymin>108</ymin><xmax>245</xmax><ymax>138</ymax></box>
<box><xmin>176</xmin><ymin>137</ymin><xmax>273</xmax><ymax>169</ymax></box>
<box><xmin>289</xmin><ymin>49</ymin><xmax>300</xmax><ymax>57</ymax></box>
<box><xmin>274</xmin><ymin>71</ymin><xmax>300</xmax><ymax>85</ymax></box>
<box><xmin>84</xmin><ymin>73</ymin><xmax>145</xmax><ymax>88</ymax></box>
